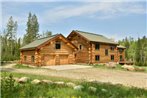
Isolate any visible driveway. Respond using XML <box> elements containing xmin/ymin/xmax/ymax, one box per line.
<box><xmin>41</xmin><ymin>64</ymin><xmax>92</xmax><ymax>70</ymax></box>
<box><xmin>1</xmin><ymin>64</ymin><xmax>147</xmax><ymax>89</ymax></box>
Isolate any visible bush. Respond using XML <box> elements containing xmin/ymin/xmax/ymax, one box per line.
<box><xmin>136</xmin><ymin>61</ymin><xmax>147</xmax><ymax>67</ymax></box>
<box><xmin>1</xmin><ymin>74</ymin><xmax>16</xmax><ymax>98</ymax></box>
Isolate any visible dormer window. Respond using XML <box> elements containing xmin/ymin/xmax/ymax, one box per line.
<box><xmin>55</xmin><ymin>41</ymin><xmax>61</xmax><ymax>49</ymax></box>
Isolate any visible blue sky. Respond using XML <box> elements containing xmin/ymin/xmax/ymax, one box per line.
<box><xmin>1</xmin><ymin>0</ymin><xmax>147</xmax><ymax>41</ymax></box>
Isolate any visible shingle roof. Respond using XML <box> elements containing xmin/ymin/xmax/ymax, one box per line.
<box><xmin>117</xmin><ymin>45</ymin><xmax>126</xmax><ymax>49</ymax></box>
<box><xmin>74</xmin><ymin>30</ymin><xmax>118</xmax><ymax>44</ymax></box>
<box><xmin>20</xmin><ymin>34</ymin><xmax>58</xmax><ymax>50</ymax></box>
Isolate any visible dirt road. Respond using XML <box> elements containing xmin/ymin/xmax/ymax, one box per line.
<box><xmin>1</xmin><ymin>64</ymin><xmax>147</xmax><ymax>89</ymax></box>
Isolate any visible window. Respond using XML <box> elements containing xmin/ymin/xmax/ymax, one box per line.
<box><xmin>119</xmin><ymin>49</ymin><xmax>123</xmax><ymax>53</ymax></box>
<box><xmin>110</xmin><ymin>46</ymin><xmax>115</xmax><ymax>51</ymax></box>
<box><xmin>75</xmin><ymin>54</ymin><xmax>77</xmax><ymax>58</ymax></box>
<box><xmin>95</xmin><ymin>43</ymin><xmax>100</xmax><ymax>50</ymax></box>
<box><xmin>55</xmin><ymin>41</ymin><xmax>61</xmax><ymax>49</ymax></box>
<box><xmin>105</xmin><ymin>49</ymin><xmax>108</xmax><ymax>56</ymax></box>
<box><xmin>120</xmin><ymin>55</ymin><xmax>123</xmax><ymax>61</ymax></box>
<box><xmin>79</xmin><ymin>44</ymin><xmax>82</xmax><ymax>50</ymax></box>
<box><xmin>111</xmin><ymin>55</ymin><xmax>114</xmax><ymax>61</ymax></box>
<box><xmin>31</xmin><ymin>56</ymin><xmax>35</xmax><ymax>62</ymax></box>
<box><xmin>24</xmin><ymin>56</ymin><xmax>27</xmax><ymax>61</ymax></box>
<box><xmin>95</xmin><ymin>55</ymin><xmax>100</xmax><ymax>61</ymax></box>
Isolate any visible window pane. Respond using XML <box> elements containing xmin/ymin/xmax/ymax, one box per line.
<box><xmin>95</xmin><ymin>43</ymin><xmax>100</xmax><ymax>50</ymax></box>
<box><xmin>105</xmin><ymin>49</ymin><xmax>108</xmax><ymax>56</ymax></box>
<box><xmin>31</xmin><ymin>56</ymin><xmax>35</xmax><ymax>62</ymax></box>
<box><xmin>56</xmin><ymin>41</ymin><xmax>61</xmax><ymax>49</ymax></box>
<box><xmin>110</xmin><ymin>46</ymin><xmax>115</xmax><ymax>51</ymax></box>
<box><xmin>79</xmin><ymin>45</ymin><xmax>82</xmax><ymax>50</ymax></box>
<box><xmin>95</xmin><ymin>55</ymin><xmax>100</xmax><ymax>61</ymax></box>
<box><xmin>111</xmin><ymin>55</ymin><xmax>114</xmax><ymax>61</ymax></box>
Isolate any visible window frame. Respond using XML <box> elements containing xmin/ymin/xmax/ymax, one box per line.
<box><xmin>79</xmin><ymin>44</ymin><xmax>82</xmax><ymax>50</ymax></box>
<box><xmin>105</xmin><ymin>49</ymin><xmax>108</xmax><ymax>56</ymax></box>
<box><xmin>120</xmin><ymin>55</ymin><xmax>123</xmax><ymax>61</ymax></box>
<box><xmin>111</xmin><ymin>55</ymin><xmax>114</xmax><ymax>61</ymax></box>
<box><xmin>55</xmin><ymin>41</ymin><xmax>61</xmax><ymax>49</ymax></box>
<box><xmin>95</xmin><ymin>43</ymin><xmax>100</xmax><ymax>50</ymax></box>
<box><xmin>95</xmin><ymin>55</ymin><xmax>100</xmax><ymax>61</ymax></box>
<box><xmin>31</xmin><ymin>55</ymin><xmax>35</xmax><ymax>62</ymax></box>
<box><xmin>110</xmin><ymin>46</ymin><xmax>115</xmax><ymax>51</ymax></box>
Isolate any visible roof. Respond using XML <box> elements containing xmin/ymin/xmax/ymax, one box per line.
<box><xmin>73</xmin><ymin>30</ymin><xmax>118</xmax><ymax>44</ymax></box>
<box><xmin>117</xmin><ymin>45</ymin><xmax>126</xmax><ymax>49</ymax></box>
<box><xmin>20</xmin><ymin>34</ymin><xmax>58</xmax><ymax>50</ymax></box>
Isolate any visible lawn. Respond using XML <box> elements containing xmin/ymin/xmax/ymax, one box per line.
<box><xmin>13</xmin><ymin>64</ymin><xmax>147</xmax><ymax>73</ymax></box>
<box><xmin>1</xmin><ymin>72</ymin><xmax>147</xmax><ymax>98</ymax></box>
<box><xmin>13</xmin><ymin>64</ymin><xmax>38</xmax><ymax>69</ymax></box>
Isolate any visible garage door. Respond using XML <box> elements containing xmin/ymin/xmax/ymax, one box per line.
<box><xmin>44</xmin><ymin>55</ymin><xmax>55</xmax><ymax>65</ymax></box>
<box><xmin>60</xmin><ymin>55</ymin><xmax>68</xmax><ymax>65</ymax></box>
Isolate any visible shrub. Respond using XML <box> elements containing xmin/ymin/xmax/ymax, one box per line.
<box><xmin>1</xmin><ymin>74</ymin><xmax>16</xmax><ymax>98</ymax></box>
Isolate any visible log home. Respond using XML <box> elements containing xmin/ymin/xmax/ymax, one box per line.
<box><xmin>20</xmin><ymin>34</ymin><xmax>77</xmax><ymax>66</ymax></box>
<box><xmin>20</xmin><ymin>30</ymin><xmax>126</xmax><ymax>66</ymax></box>
<box><xmin>67</xmin><ymin>30</ymin><xmax>126</xmax><ymax>64</ymax></box>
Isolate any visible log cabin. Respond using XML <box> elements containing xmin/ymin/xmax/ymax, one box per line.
<box><xmin>67</xmin><ymin>30</ymin><xmax>126</xmax><ymax>64</ymax></box>
<box><xmin>20</xmin><ymin>30</ymin><xmax>126</xmax><ymax>66</ymax></box>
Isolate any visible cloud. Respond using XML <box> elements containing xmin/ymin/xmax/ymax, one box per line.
<box><xmin>40</xmin><ymin>2</ymin><xmax>146</xmax><ymax>24</ymax></box>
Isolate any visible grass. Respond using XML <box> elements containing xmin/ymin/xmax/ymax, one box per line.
<box><xmin>1</xmin><ymin>72</ymin><xmax>147</xmax><ymax>98</ymax></box>
<box><xmin>13</xmin><ymin>64</ymin><xmax>147</xmax><ymax>73</ymax></box>
<box><xmin>13</xmin><ymin>64</ymin><xmax>39</xmax><ymax>69</ymax></box>
<box><xmin>94</xmin><ymin>64</ymin><xmax>147</xmax><ymax>73</ymax></box>
<box><xmin>0</xmin><ymin>72</ymin><xmax>75</xmax><ymax>82</ymax></box>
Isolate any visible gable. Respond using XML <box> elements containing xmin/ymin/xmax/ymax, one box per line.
<box><xmin>20</xmin><ymin>34</ymin><xmax>77</xmax><ymax>50</ymax></box>
<box><xmin>40</xmin><ymin>37</ymin><xmax>76</xmax><ymax>54</ymax></box>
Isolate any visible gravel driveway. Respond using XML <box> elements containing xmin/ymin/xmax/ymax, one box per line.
<box><xmin>1</xmin><ymin>64</ymin><xmax>147</xmax><ymax>89</ymax></box>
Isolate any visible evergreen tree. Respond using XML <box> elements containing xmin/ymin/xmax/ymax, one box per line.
<box><xmin>23</xmin><ymin>12</ymin><xmax>39</xmax><ymax>45</ymax></box>
<box><xmin>1</xmin><ymin>16</ymin><xmax>18</xmax><ymax>61</ymax></box>
<box><xmin>135</xmin><ymin>38</ymin><xmax>141</xmax><ymax>65</ymax></box>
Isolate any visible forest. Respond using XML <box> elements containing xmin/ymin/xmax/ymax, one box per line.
<box><xmin>0</xmin><ymin>13</ymin><xmax>147</xmax><ymax>66</ymax></box>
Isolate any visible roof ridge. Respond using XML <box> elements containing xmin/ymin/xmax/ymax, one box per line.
<box><xmin>74</xmin><ymin>30</ymin><xmax>103</xmax><ymax>37</ymax></box>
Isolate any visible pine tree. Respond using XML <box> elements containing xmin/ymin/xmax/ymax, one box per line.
<box><xmin>135</xmin><ymin>38</ymin><xmax>141</xmax><ymax>65</ymax></box>
<box><xmin>23</xmin><ymin>12</ymin><xmax>39</xmax><ymax>45</ymax></box>
<box><xmin>1</xmin><ymin>16</ymin><xmax>18</xmax><ymax>61</ymax></box>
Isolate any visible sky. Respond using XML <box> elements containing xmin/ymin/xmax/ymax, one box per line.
<box><xmin>1</xmin><ymin>0</ymin><xmax>147</xmax><ymax>41</ymax></box>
